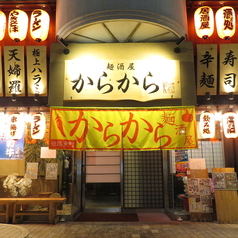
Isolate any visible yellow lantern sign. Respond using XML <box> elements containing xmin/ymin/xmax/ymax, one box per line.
<box><xmin>30</xmin><ymin>9</ymin><xmax>50</xmax><ymax>42</ymax></box>
<box><xmin>216</xmin><ymin>6</ymin><xmax>236</xmax><ymax>40</ymax></box>
<box><xmin>199</xmin><ymin>111</ymin><xmax>215</xmax><ymax>138</ymax></box>
<box><xmin>8</xmin><ymin>113</ymin><xmax>24</xmax><ymax>140</ymax></box>
<box><xmin>0</xmin><ymin>11</ymin><xmax>6</xmax><ymax>41</ymax></box>
<box><xmin>8</xmin><ymin>9</ymin><xmax>28</xmax><ymax>42</ymax></box>
<box><xmin>223</xmin><ymin>111</ymin><xmax>238</xmax><ymax>138</ymax></box>
<box><xmin>194</xmin><ymin>6</ymin><xmax>214</xmax><ymax>39</ymax></box>
<box><xmin>31</xmin><ymin>113</ymin><xmax>46</xmax><ymax>139</ymax></box>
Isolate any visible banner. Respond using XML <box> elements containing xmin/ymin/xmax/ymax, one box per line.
<box><xmin>49</xmin><ymin>107</ymin><xmax>198</xmax><ymax>151</ymax></box>
<box><xmin>197</xmin><ymin>44</ymin><xmax>217</xmax><ymax>95</ymax></box>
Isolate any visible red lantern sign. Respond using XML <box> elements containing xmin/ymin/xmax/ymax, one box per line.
<box><xmin>199</xmin><ymin>111</ymin><xmax>215</xmax><ymax>138</ymax></box>
<box><xmin>8</xmin><ymin>113</ymin><xmax>24</xmax><ymax>140</ymax></box>
<box><xmin>223</xmin><ymin>112</ymin><xmax>238</xmax><ymax>138</ymax></box>
<box><xmin>8</xmin><ymin>9</ymin><xmax>28</xmax><ymax>42</ymax></box>
<box><xmin>216</xmin><ymin>6</ymin><xmax>236</xmax><ymax>40</ymax></box>
<box><xmin>194</xmin><ymin>6</ymin><xmax>214</xmax><ymax>39</ymax></box>
<box><xmin>30</xmin><ymin>9</ymin><xmax>50</xmax><ymax>42</ymax></box>
<box><xmin>31</xmin><ymin>113</ymin><xmax>46</xmax><ymax>139</ymax></box>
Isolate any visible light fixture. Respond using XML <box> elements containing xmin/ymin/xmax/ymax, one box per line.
<box><xmin>30</xmin><ymin>9</ymin><xmax>50</xmax><ymax>42</ymax></box>
<box><xmin>205</xmin><ymin>92</ymin><xmax>211</xmax><ymax>101</ymax></box>
<box><xmin>59</xmin><ymin>38</ymin><xmax>70</xmax><ymax>54</ymax></box>
<box><xmin>216</xmin><ymin>6</ymin><xmax>235</xmax><ymax>40</ymax></box>
<box><xmin>8</xmin><ymin>112</ymin><xmax>24</xmax><ymax>140</ymax></box>
<box><xmin>174</xmin><ymin>36</ymin><xmax>185</xmax><ymax>53</ymax></box>
<box><xmin>34</xmin><ymin>93</ymin><xmax>39</xmax><ymax>101</ymax></box>
<box><xmin>194</xmin><ymin>6</ymin><xmax>214</xmax><ymax>39</ymax></box>
<box><xmin>223</xmin><ymin>108</ymin><xmax>238</xmax><ymax>138</ymax></box>
<box><xmin>228</xmin><ymin>92</ymin><xmax>234</xmax><ymax>100</ymax></box>
<box><xmin>0</xmin><ymin>11</ymin><xmax>6</xmax><ymax>41</ymax></box>
<box><xmin>11</xmin><ymin>94</ymin><xmax>17</xmax><ymax>102</ymax></box>
<box><xmin>8</xmin><ymin>9</ymin><xmax>28</xmax><ymax>42</ymax></box>
<box><xmin>199</xmin><ymin>110</ymin><xmax>215</xmax><ymax>138</ymax></box>
<box><xmin>31</xmin><ymin>112</ymin><xmax>46</xmax><ymax>139</ymax></box>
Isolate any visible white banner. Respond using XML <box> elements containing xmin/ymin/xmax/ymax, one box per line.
<box><xmin>27</xmin><ymin>46</ymin><xmax>47</xmax><ymax>96</ymax></box>
<box><xmin>4</xmin><ymin>46</ymin><xmax>25</xmax><ymax>96</ymax></box>
<box><xmin>197</xmin><ymin>44</ymin><xmax>217</xmax><ymax>95</ymax></box>
<box><xmin>220</xmin><ymin>44</ymin><xmax>238</xmax><ymax>95</ymax></box>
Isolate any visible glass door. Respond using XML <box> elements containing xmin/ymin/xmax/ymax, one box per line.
<box><xmin>83</xmin><ymin>151</ymin><xmax>121</xmax><ymax>213</ymax></box>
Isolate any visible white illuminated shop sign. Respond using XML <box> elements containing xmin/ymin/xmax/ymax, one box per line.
<box><xmin>64</xmin><ymin>59</ymin><xmax>181</xmax><ymax>101</ymax></box>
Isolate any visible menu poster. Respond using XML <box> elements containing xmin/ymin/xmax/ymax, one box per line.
<box><xmin>212</xmin><ymin>172</ymin><xmax>237</xmax><ymax>190</ymax></box>
<box><xmin>25</xmin><ymin>162</ymin><xmax>38</xmax><ymax>179</ymax></box>
<box><xmin>188</xmin><ymin>178</ymin><xmax>200</xmax><ymax>195</ymax></box>
<box><xmin>199</xmin><ymin>178</ymin><xmax>211</xmax><ymax>195</ymax></box>
<box><xmin>189</xmin><ymin>195</ymin><xmax>213</xmax><ymax>213</ymax></box>
<box><xmin>187</xmin><ymin>178</ymin><xmax>211</xmax><ymax>196</ymax></box>
<box><xmin>212</xmin><ymin>173</ymin><xmax>225</xmax><ymax>189</ymax></box>
<box><xmin>225</xmin><ymin>173</ymin><xmax>238</xmax><ymax>190</ymax></box>
<box><xmin>175</xmin><ymin>150</ymin><xmax>189</xmax><ymax>177</ymax></box>
<box><xmin>45</xmin><ymin>163</ymin><xmax>58</xmax><ymax>180</ymax></box>
<box><xmin>189</xmin><ymin>158</ymin><xmax>206</xmax><ymax>170</ymax></box>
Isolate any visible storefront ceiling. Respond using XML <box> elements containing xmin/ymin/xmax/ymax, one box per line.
<box><xmin>65</xmin><ymin>20</ymin><xmax>179</xmax><ymax>44</ymax></box>
<box><xmin>186</xmin><ymin>0</ymin><xmax>238</xmax><ymax>9</ymax></box>
<box><xmin>0</xmin><ymin>0</ymin><xmax>55</xmax><ymax>12</ymax></box>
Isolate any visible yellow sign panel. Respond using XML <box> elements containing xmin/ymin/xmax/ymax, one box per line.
<box><xmin>49</xmin><ymin>107</ymin><xmax>198</xmax><ymax>151</ymax></box>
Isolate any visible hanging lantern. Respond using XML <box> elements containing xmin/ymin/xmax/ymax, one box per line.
<box><xmin>30</xmin><ymin>9</ymin><xmax>50</xmax><ymax>42</ymax></box>
<box><xmin>0</xmin><ymin>11</ymin><xmax>6</xmax><ymax>41</ymax></box>
<box><xmin>216</xmin><ymin>6</ymin><xmax>236</xmax><ymax>40</ymax></box>
<box><xmin>223</xmin><ymin>111</ymin><xmax>238</xmax><ymax>138</ymax></box>
<box><xmin>194</xmin><ymin>6</ymin><xmax>214</xmax><ymax>39</ymax></box>
<box><xmin>31</xmin><ymin>113</ymin><xmax>46</xmax><ymax>139</ymax></box>
<box><xmin>8</xmin><ymin>9</ymin><xmax>28</xmax><ymax>42</ymax></box>
<box><xmin>199</xmin><ymin>111</ymin><xmax>215</xmax><ymax>138</ymax></box>
<box><xmin>8</xmin><ymin>113</ymin><xmax>24</xmax><ymax>140</ymax></box>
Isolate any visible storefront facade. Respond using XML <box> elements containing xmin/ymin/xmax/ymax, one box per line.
<box><xmin>0</xmin><ymin>0</ymin><xmax>237</xmax><ymax>222</ymax></box>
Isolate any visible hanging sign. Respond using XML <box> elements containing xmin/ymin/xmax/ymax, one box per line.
<box><xmin>216</xmin><ymin>6</ymin><xmax>236</xmax><ymax>40</ymax></box>
<box><xmin>223</xmin><ymin>111</ymin><xmax>238</xmax><ymax>138</ymax></box>
<box><xmin>49</xmin><ymin>106</ymin><xmax>198</xmax><ymax>151</ymax></box>
<box><xmin>219</xmin><ymin>44</ymin><xmax>238</xmax><ymax>95</ymax></box>
<box><xmin>197</xmin><ymin>44</ymin><xmax>217</xmax><ymax>95</ymax></box>
<box><xmin>64</xmin><ymin>59</ymin><xmax>181</xmax><ymax>101</ymax></box>
<box><xmin>199</xmin><ymin>111</ymin><xmax>215</xmax><ymax>139</ymax></box>
<box><xmin>30</xmin><ymin>9</ymin><xmax>50</xmax><ymax>42</ymax></box>
<box><xmin>27</xmin><ymin>46</ymin><xmax>47</xmax><ymax>96</ymax></box>
<box><xmin>194</xmin><ymin>6</ymin><xmax>214</xmax><ymax>39</ymax></box>
<box><xmin>8</xmin><ymin>113</ymin><xmax>24</xmax><ymax>140</ymax></box>
<box><xmin>31</xmin><ymin>113</ymin><xmax>46</xmax><ymax>140</ymax></box>
<box><xmin>8</xmin><ymin>9</ymin><xmax>28</xmax><ymax>42</ymax></box>
<box><xmin>4</xmin><ymin>46</ymin><xmax>25</xmax><ymax>97</ymax></box>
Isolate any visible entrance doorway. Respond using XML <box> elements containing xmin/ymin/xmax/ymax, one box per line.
<box><xmin>83</xmin><ymin>151</ymin><xmax>121</xmax><ymax>213</ymax></box>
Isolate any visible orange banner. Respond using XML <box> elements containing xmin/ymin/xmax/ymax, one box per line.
<box><xmin>49</xmin><ymin>107</ymin><xmax>198</xmax><ymax>151</ymax></box>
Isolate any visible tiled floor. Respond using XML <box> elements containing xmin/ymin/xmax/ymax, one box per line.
<box><xmin>3</xmin><ymin>213</ymin><xmax>238</xmax><ymax>238</ymax></box>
